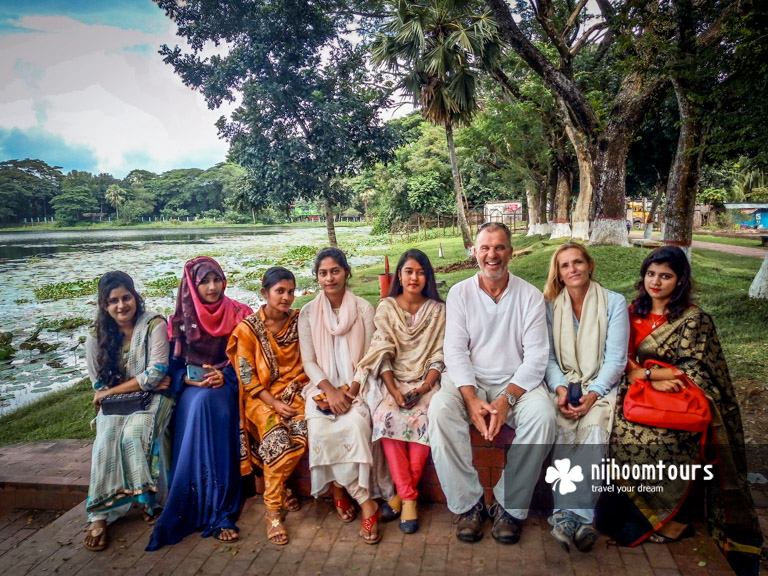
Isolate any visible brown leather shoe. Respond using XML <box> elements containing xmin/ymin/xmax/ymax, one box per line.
<box><xmin>455</xmin><ymin>498</ymin><xmax>488</xmax><ymax>542</ymax></box>
<box><xmin>489</xmin><ymin>503</ymin><xmax>521</xmax><ymax>544</ymax></box>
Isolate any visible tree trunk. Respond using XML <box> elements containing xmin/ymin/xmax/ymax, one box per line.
<box><xmin>445</xmin><ymin>121</ymin><xmax>473</xmax><ymax>251</ymax></box>
<box><xmin>550</xmin><ymin>131</ymin><xmax>572</xmax><ymax>239</ymax></box>
<box><xmin>663</xmin><ymin>79</ymin><xmax>704</xmax><ymax>257</ymax></box>
<box><xmin>324</xmin><ymin>198</ymin><xmax>338</xmax><ymax>247</ymax></box>
<box><xmin>749</xmin><ymin>254</ymin><xmax>768</xmax><ymax>299</ymax></box>
<box><xmin>556</xmin><ymin>96</ymin><xmax>592</xmax><ymax>240</ymax></box>
<box><xmin>526</xmin><ymin>184</ymin><xmax>539</xmax><ymax>237</ymax></box>
<box><xmin>644</xmin><ymin>177</ymin><xmax>667</xmax><ymax>239</ymax></box>
<box><xmin>251</xmin><ymin>206</ymin><xmax>256</xmax><ymax>224</ymax></box>
<box><xmin>588</xmin><ymin>128</ymin><xmax>633</xmax><ymax>246</ymax></box>
<box><xmin>536</xmin><ymin>177</ymin><xmax>550</xmax><ymax>236</ymax></box>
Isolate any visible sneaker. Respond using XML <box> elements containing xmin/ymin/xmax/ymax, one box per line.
<box><xmin>488</xmin><ymin>503</ymin><xmax>521</xmax><ymax>544</ymax></box>
<box><xmin>454</xmin><ymin>497</ymin><xmax>488</xmax><ymax>542</ymax></box>
<box><xmin>573</xmin><ymin>522</ymin><xmax>599</xmax><ymax>552</ymax></box>
<box><xmin>549</xmin><ymin>511</ymin><xmax>579</xmax><ymax>553</ymax></box>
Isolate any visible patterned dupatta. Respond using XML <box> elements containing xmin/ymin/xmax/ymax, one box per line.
<box><xmin>355</xmin><ymin>297</ymin><xmax>445</xmax><ymax>386</ymax></box>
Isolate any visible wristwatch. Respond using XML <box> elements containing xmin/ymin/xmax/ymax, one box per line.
<box><xmin>502</xmin><ymin>391</ymin><xmax>517</xmax><ymax>408</ymax></box>
<box><xmin>645</xmin><ymin>368</ymin><xmax>652</xmax><ymax>380</ymax></box>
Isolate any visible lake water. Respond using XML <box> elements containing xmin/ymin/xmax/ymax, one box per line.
<box><xmin>0</xmin><ymin>225</ymin><xmax>379</xmax><ymax>414</ymax></box>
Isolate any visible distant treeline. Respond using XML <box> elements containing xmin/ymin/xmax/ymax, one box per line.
<box><xmin>0</xmin><ymin>159</ymin><xmax>254</xmax><ymax>226</ymax></box>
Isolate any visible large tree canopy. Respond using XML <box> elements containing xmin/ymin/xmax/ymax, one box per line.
<box><xmin>156</xmin><ymin>0</ymin><xmax>398</xmax><ymax>246</ymax></box>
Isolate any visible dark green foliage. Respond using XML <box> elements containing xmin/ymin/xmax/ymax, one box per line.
<box><xmin>0</xmin><ymin>159</ymin><xmax>62</xmax><ymax>223</ymax></box>
<box><xmin>155</xmin><ymin>0</ymin><xmax>399</xmax><ymax>242</ymax></box>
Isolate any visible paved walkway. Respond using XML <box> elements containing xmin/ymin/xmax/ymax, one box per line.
<box><xmin>0</xmin><ymin>498</ymin><xmax>743</xmax><ymax>576</ymax></box>
<box><xmin>629</xmin><ymin>233</ymin><xmax>767</xmax><ymax>259</ymax></box>
<box><xmin>1</xmin><ymin>441</ymin><xmax>765</xmax><ymax>575</ymax></box>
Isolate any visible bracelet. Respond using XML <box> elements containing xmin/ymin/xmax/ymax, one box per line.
<box><xmin>645</xmin><ymin>368</ymin><xmax>652</xmax><ymax>380</ymax></box>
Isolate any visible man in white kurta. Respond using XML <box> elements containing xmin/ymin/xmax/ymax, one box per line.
<box><xmin>427</xmin><ymin>223</ymin><xmax>556</xmax><ymax>544</ymax></box>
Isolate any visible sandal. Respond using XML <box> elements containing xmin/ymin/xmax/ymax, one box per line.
<box><xmin>265</xmin><ymin>510</ymin><xmax>289</xmax><ymax>546</ymax></box>
<box><xmin>84</xmin><ymin>521</ymin><xmax>108</xmax><ymax>552</ymax></box>
<box><xmin>142</xmin><ymin>506</ymin><xmax>160</xmax><ymax>525</ymax></box>
<box><xmin>282</xmin><ymin>487</ymin><xmax>301</xmax><ymax>513</ymax></box>
<box><xmin>213</xmin><ymin>527</ymin><xmax>239</xmax><ymax>543</ymax></box>
<box><xmin>332</xmin><ymin>485</ymin><xmax>357</xmax><ymax>523</ymax></box>
<box><xmin>360</xmin><ymin>505</ymin><xmax>382</xmax><ymax>545</ymax></box>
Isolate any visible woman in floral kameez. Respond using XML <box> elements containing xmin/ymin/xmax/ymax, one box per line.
<box><xmin>355</xmin><ymin>249</ymin><xmax>445</xmax><ymax>535</ymax></box>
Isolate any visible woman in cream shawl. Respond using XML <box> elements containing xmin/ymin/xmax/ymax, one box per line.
<box><xmin>298</xmin><ymin>247</ymin><xmax>382</xmax><ymax>544</ymax></box>
<box><xmin>355</xmin><ymin>249</ymin><xmax>445</xmax><ymax>535</ymax></box>
<box><xmin>542</xmin><ymin>243</ymin><xmax>629</xmax><ymax>554</ymax></box>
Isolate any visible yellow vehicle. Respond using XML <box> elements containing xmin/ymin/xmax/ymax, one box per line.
<box><xmin>627</xmin><ymin>201</ymin><xmax>648</xmax><ymax>229</ymax></box>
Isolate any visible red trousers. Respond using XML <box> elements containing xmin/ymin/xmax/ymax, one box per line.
<box><xmin>380</xmin><ymin>438</ymin><xmax>430</xmax><ymax>501</ymax></box>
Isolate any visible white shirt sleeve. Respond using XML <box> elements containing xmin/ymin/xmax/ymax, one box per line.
<box><xmin>511</xmin><ymin>291</ymin><xmax>549</xmax><ymax>392</ymax></box>
<box><xmin>444</xmin><ymin>284</ymin><xmax>477</xmax><ymax>389</ymax></box>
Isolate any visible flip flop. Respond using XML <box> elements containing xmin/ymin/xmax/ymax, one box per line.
<box><xmin>360</xmin><ymin>505</ymin><xmax>382</xmax><ymax>545</ymax></box>
<box><xmin>84</xmin><ymin>523</ymin><xmax>108</xmax><ymax>552</ymax></box>
<box><xmin>142</xmin><ymin>507</ymin><xmax>160</xmax><ymax>525</ymax></box>
<box><xmin>334</xmin><ymin>496</ymin><xmax>357</xmax><ymax>523</ymax></box>
<box><xmin>213</xmin><ymin>527</ymin><xmax>240</xmax><ymax>543</ymax></box>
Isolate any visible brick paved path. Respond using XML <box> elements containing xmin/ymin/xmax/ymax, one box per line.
<box><xmin>0</xmin><ymin>497</ymin><xmax>739</xmax><ymax>576</ymax></box>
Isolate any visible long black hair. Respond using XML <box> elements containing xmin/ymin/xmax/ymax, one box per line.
<box><xmin>387</xmin><ymin>249</ymin><xmax>444</xmax><ymax>302</ymax></box>
<box><xmin>631</xmin><ymin>246</ymin><xmax>693</xmax><ymax>321</ymax></box>
<box><xmin>312</xmin><ymin>247</ymin><xmax>352</xmax><ymax>281</ymax></box>
<box><xmin>94</xmin><ymin>271</ymin><xmax>145</xmax><ymax>388</ymax></box>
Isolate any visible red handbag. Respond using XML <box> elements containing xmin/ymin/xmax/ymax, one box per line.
<box><xmin>623</xmin><ymin>360</ymin><xmax>711</xmax><ymax>433</ymax></box>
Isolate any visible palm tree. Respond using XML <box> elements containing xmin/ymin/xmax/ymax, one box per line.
<box><xmin>373</xmin><ymin>0</ymin><xmax>502</xmax><ymax>251</ymax></box>
<box><xmin>105</xmin><ymin>184</ymin><xmax>126</xmax><ymax>220</ymax></box>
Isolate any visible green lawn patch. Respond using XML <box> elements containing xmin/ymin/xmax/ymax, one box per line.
<box><xmin>0</xmin><ymin>378</ymin><xmax>96</xmax><ymax>446</ymax></box>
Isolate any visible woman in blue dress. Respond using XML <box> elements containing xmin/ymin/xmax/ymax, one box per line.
<box><xmin>147</xmin><ymin>257</ymin><xmax>253</xmax><ymax>550</ymax></box>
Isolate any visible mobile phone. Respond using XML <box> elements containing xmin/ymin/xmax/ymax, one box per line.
<box><xmin>567</xmin><ymin>382</ymin><xmax>583</xmax><ymax>407</ymax></box>
<box><xmin>402</xmin><ymin>390</ymin><xmax>420</xmax><ymax>406</ymax></box>
<box><xmin>186</xmin><ymin>364</ymin><xmax>208</xmax><ymax>382</ymax></box>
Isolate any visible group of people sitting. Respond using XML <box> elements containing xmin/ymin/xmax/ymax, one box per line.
<box><xmin>81</xmin><ymin>222</ymin><xmax>762</xmax><ymax>576</ymax></box>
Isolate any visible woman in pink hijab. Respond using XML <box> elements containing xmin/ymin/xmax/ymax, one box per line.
<box><xmin>147</xmin><ymin>257</ymin><xmax>253</xmax><ymax>550</ymax></box>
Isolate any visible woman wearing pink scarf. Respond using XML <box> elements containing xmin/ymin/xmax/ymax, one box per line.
<box><xmin>298</xmin><ymin>247</ymin><xmax>383</xmax><ymax>544</ymax></box>
<box><xmin>147</xmin><ymin>257</ymin><xmax>253</xmax><ymax>550</ymax></box>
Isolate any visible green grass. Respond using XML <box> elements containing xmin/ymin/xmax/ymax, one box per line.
<box><xmin>0</xmin><ymin>379</ymin><xmax>96</xmax><ymax>446</ymax></box>
<box><xmin>2</xmin><ymin>230</ymin><xmax>766</xmax><ymax>446</ymax></box>
<box><xmin>691</xmin><ymin>233</ymin><xmax>767</xmax><ymax>250</ymax></box>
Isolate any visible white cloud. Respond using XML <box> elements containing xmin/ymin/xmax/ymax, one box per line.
<box><xmin>0</xmin><ymin>15</ymin><xmax>230</xmax><ymax>177</ymax></box>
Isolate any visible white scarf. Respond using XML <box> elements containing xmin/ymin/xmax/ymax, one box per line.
<box><xmin>551</xmin><ymin>281</ymin><xmax>608</xmax><ymax>386</ymax></box>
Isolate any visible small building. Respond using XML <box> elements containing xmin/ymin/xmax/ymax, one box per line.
<box><xmin>292</xmin><ymin>203</ymin><xmax>322</xmax><ymax>222</ymax></box>
<box><xmin>483</xmin><ymin>200</ymin><xmax>524</xmax><ymax>232</ymax></box>
<box><xmin>723</xmin><ymin>203</ymin><xmax>768</xmax><ymax>229</ymax></box>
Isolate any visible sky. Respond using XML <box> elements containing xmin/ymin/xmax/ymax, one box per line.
<box><xmin>0</xmin><ymin>0</ymin><xmax>231</xmax><ymax>179</ymax></box>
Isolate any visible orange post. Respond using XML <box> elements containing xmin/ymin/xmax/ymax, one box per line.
<box><xmin>378</xmin><ymin>255</ymin><xmax>394</xmax><ymax>298</ymax></box>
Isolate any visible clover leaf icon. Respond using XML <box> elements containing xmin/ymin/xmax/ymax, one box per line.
<box><xmin>545</xmin><ymin>458</ymin><xmax>584</xmax><ymax>495</ymax></box>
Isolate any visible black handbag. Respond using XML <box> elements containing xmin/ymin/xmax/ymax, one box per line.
<box><xmin>100</xmin><ymin>391</ymin><xmax>152</xmax><ymax>415</ymax></box>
